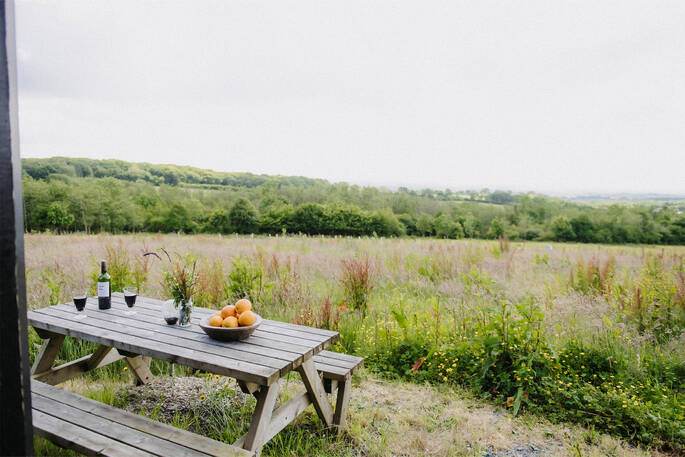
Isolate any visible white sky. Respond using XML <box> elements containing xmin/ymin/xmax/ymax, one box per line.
<box><xmin>14</xmin><ymin>0</ymin><xmax>685</xmax><ymax>194</ymax></box>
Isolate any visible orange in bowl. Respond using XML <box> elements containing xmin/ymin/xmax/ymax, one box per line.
<box><xmin>221</xmin><ymin>305</ymin><xmax>236</xmax><ymax>319</ymax></box>
<box><xmin>238</xmin><ymin>310</ymin><xmax>256</xmax><ymax>327</ymax></box>
<box><xmin>235</xmin><ymin>299</ymin><xmax>252</xmax><ymax>314</ymax></box>
<box><xmin>209</xmin><ymin>314</ymin><xmax>223</xmax><ymax>327</ymax></box>
<box><xmin>222</xmin><ymin>316</ymin><xmax>239</xmax><ymax>328</ymax></box>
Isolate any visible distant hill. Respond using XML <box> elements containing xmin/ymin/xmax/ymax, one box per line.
<box><xmin>565</xmin><ymin>193</ymin><xmax>685</xmax><ymax>204</ymax></box>
<box><xmin>22</xmin><ymin>156</ymin><xmax>327</xmax><ymax>190</ymax></box>
<box><xmin>20</xmin><ymin>157</ymin><xmax>685</xmax><ymax>245</ymax></box>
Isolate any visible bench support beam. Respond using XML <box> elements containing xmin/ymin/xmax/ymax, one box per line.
<box><xmin>126</xmin><ymin>355</ymin><xmax>154</xmax><ymax>385</ymax></box>
<box><xmin>31</xmin><ymin>333</ymin><xmax>65</xmax><ymax>375</ymax></box>
<box><xmin>33</xmin><ymin>344</ymin><xmax>125</xmax><ymax>386</ymax></box>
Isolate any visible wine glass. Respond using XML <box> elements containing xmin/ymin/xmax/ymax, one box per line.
<box><xmin>163</xmin><ymin>300</ymin><xmax>179</xmax><ymax>325</ymax></box>
<box><xmin>72</xmin><ymin>290</ymin><xmax>88</xmax><ymax>320</ymax></box>
<box><xmin>123</xmin><ymin>286</ymin><xmax>137</xmax><ymax>316</ymax></box>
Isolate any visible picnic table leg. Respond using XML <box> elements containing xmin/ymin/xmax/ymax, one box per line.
<box><xmin>125</xmin><ymin>355</ymin><xmax>154</xmax><ymax>386</ymax></box>
<box><xmin>332</xmin><ymin>376</ymin><xmax>351</xmax><ymax>433</ymax></box>
<box><xmin>31</xmin><ymin>333</ymin><xmax>65</xmax><ymax>375</ymax></box>
<box><xmin>242</xmin><ymin>382</ymin><xmax>281</xmax><ymax>454</ymax></box>
<box><xmin>296</xmin><ymin>359</ymin><xmax>334</xmax><ymax>427</ymax></box>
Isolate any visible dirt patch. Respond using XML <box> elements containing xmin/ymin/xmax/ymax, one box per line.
<box><xmin>119</xmin><ymin>375</ymin><xmax>246</xmax><ymax>422</ymax></box>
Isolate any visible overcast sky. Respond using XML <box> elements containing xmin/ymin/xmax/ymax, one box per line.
<box><xmin>14</xmin><ymin>0</ymin><xmax>685</xmax><ymax>194</ymax></box>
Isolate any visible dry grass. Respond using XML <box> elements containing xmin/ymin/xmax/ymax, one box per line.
<box><xmin>348</xmin><ymin>371</ymin><xmax>664</xmax><ymax>457</ymax></box>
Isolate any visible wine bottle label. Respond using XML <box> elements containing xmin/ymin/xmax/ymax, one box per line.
<box><xmin>97</xmin><ymin>281</ymin><xmax>109</xmax><ymax>297</ymax></box>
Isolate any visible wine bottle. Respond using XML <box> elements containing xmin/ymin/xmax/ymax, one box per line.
<box><xmin>97</xmin><ymin>260</ymin><xmax>111</xmax><ymax>309</ymax></box>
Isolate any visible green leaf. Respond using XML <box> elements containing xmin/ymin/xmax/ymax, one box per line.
<box><xmin>391</xmin><ymin>308</ymin><xmax>409</xmax><ymax>330</ymax></box>
<box><xmin>512</xmin><ymin>387</ymin><xmax>524</xmax><ymax>416</ymax></box>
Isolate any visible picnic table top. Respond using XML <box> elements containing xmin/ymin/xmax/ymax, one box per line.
<box><xmin>28</xmin><ymin>292</ymin><xmax>339</xmax><ymax>386</ymax></box>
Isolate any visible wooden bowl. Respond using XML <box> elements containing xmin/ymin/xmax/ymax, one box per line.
<box><xmin>198</xmin><ymin>314</ymin><xmax>263</xmax><ymax>342</ymax></box>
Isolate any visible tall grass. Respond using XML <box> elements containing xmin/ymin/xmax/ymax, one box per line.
<box><xmin>24</xmin><ymin>234</ymin><xmax>685</xmax><ymax>449</ymax></box>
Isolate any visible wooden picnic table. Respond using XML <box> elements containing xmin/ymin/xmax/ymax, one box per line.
<box><xmin>27</xmin><ymin>292</ymin><xmax>343</xmax><ymax>455</ymax></box>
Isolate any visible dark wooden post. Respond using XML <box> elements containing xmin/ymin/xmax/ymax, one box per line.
<box><xmin>0</xmin><ymin>1</ymin><xmax>34</xmax><ymax>455</ymax></box>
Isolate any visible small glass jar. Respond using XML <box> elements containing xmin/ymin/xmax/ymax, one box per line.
<box><xmin>163</xmin><ymin>300</ymin><xmax>179</xmax><ymax>325</ymax></box>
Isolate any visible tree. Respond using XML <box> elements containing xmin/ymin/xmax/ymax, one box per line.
<box><xmin>229</xmin><ymin>198</ymin><xmax>259</xmax><ymax>234</ymax></box>
<box><xmin>415</xmin><ymin>214</ymin><xmax>434</xmax><ymax>236</ymax></box>
<box><xmin>45</xmin><ymin>202</ymin><xmax>74</xmax><ymax>232</ymax></box>
<box><xmin>291</xmin><ymin>203</ymin><xmax>327</xmax><ymax>234</ymax></box>
<box><xmin>163</xmin><ymin>204</ymin><xmax>192</xmax><ymax>233</ymax></box>
<box><xmin>205</xmin><ymin>210</ymin><xmax>231</xmax><ymax>234</ymax></box>
<box><xmin>570</xmin><ymin>214</ymin><xmax>595</xmax><ymax>242</ymax></box>
<box><xmin>369</xmin><ymin>210</ymin><xmax>405</xmax><ymax>237</ymax></box>
<box><xmin>433</xmin><ymin>214</ymin><xmax>464</xmax><ymax>239</ymax></box>
<box><xmin>551</xmin><ymin>216</ymin><xmax>575</xmax><ymax>241</ymax></box>
<box><xmin>487</xmin><ymin>217</ymin><xmax>505</xmax><ymax>238</ymax></box>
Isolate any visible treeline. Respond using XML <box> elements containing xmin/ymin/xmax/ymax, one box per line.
<box><xmin>22</xmin><ymin>157</ymin><xmax>685</xmax><ymax>244</ymax></box>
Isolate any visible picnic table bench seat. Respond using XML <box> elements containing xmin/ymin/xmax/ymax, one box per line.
<box><xmin>313</xmin><ymin>350</ymin><xmax>364</xmax><ymax>382</ymax></box>
<box><xmin>31</xmin><ymin>380</ymin><xmax>251</xmax><ymax>457</ymax></box>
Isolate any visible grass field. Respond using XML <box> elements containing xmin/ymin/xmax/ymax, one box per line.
<box><xmin>25</xmin><ymin>234</ymin><xmax>685</xmax><ymax>455</ymax></box>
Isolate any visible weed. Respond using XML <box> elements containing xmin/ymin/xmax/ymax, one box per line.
<box><xmin>340</xmin><ymin>257</ymin><xmax>375</xmax><ymax>316</ymax></box>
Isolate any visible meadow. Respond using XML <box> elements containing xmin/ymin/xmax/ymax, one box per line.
<box><xmin>25</xmin><ymin>233</ymin><xmax>685</xmax><ymax>455</ymax></box>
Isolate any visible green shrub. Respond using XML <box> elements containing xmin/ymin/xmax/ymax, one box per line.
<box><xmin>227</xmin><ymin>255</ymin><xmax>270</xmax><ymax>302</ymax></box>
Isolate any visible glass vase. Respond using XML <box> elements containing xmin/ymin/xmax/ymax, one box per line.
<box><xmin>177</xmin><ymin>299</ymin><xmax>193</xmax><ymax>327</ymax></box>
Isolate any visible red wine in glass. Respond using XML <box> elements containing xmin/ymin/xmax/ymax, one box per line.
<box><xmin>72</xmin><ymin>290</ymin><xmax>87</xmax><ymax>320</ymax></box>
<box><xmin>163</xmin><ymin>300</ymin><xmax>179</xmax><ymax>325</ymax></box>
<box><xmin>123</xmin><ymin>286</ymin><xmax>137</xmax><ymax>316</ymax></box>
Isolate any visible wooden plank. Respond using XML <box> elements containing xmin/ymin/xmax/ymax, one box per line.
<box><xmin>332</xmin><ymin>378</ymin><xmax>351</xmax><ymax>433</ymax></box>
<box><xmin>54</xmin><ymin>302</ymin><xmax>298</xmax><ymax>371</ymax></box>
<box><xmin>32</xmin><ymin>409</ymin><xmax>155</xmax><ymax>457</ymax></box>
<box><xmin>313</xmin><ymin>361</ymin><xmax>350</xmax><ymax>381</ymax></box>
<box><xmin>31</xmin><ymin>334</ymin><xmax>65</xmax><ymax>375</ymax></box>
<box><xmin>313</xmin><ymin>354</ymin><xmax>362</xmax><ymax>370</ymax></box>
<box><xmin>126</xmin><ymin>356</ymin><xmax>154</xmax><ymax>385</ymax></box>
<box><xmin>261</xmin><ymin>319</ymin><xmax>339</xmax><ymax>338</ymax></box>
<box><xmin>32</xmin><ymin>381</ymin><xmax>250</xmax><ymax>457</ymax></box>
<box><xmin>243</xmin><ymin>382</ymin><xmax>280</xmax><ymax>453</ymax></box>
<box><xmin>32</xmin><ymin>393</ymin><xmax>211</xmax><ymax>457</ymax></box>
<box><xmin>317</xmin><ymin>350</ymin><xmax>364</xmax><ymax>365</ymax></box>
<box><xmin>297</xmin><ymin>359</ymin><xmax>334</xmax><ymax>427</ymax></box>
<box><xmin>28</xmin><ymin>310</ymin><xmax>278</xmax><ymax>385</ymax></box>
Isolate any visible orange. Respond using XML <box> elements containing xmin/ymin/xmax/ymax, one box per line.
<box><xmin>222</xmin><ymin>316</ymin><xmax>239</xmax><ymax>328</ymax></box>
<box><xmin>235</xmin><ymin>298</ymin><xmax>252</xmax><ymax>314</ymax></box>
<box><xmin>221</xmin><ymin>305</ymin><xmax>236</xmax><ymax>319</ymax></box>
<box><xmin>238</xmin><ymin>310</ymin><xmax>256</xmax><ymax>326</ymax></box>
<box><xmin>209</xmin><ymin>314</ymin><xmax>223</xmax><ymax>327</ymax></box>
